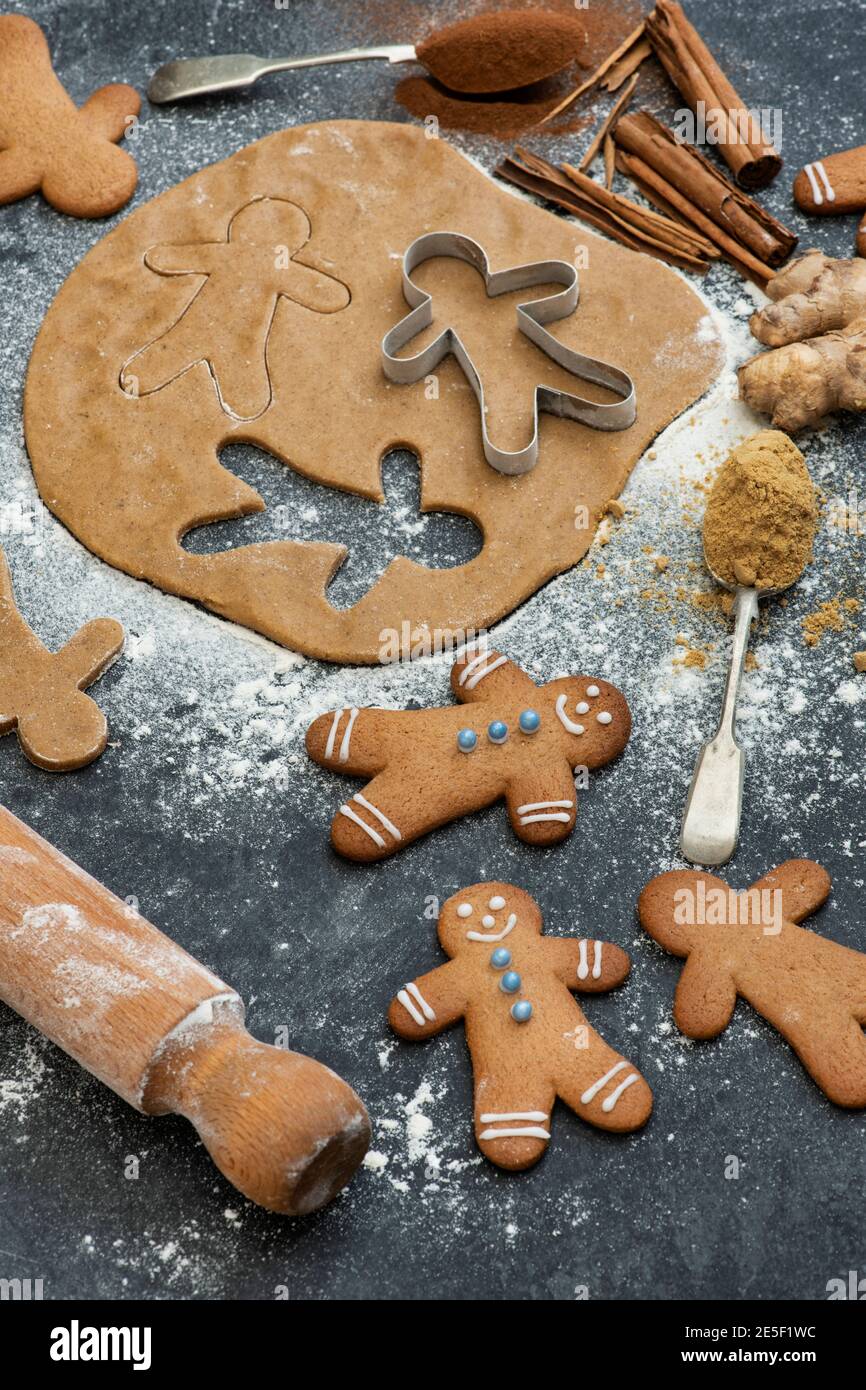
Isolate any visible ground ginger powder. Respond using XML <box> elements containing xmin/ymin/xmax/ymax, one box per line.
<box><xmin>703</xmin><ymin>430</ymin><xmax>818</xmax><ymax>591</ymax></box>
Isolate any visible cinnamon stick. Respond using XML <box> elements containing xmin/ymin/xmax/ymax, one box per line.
<box><xmin>614</xmin><ymin>148</ymin><xmax>773</xmax><ymax>284</ymax></box>
<box><xmin>578</xmin><ymin>73</ymin><xmax>639</xmax><ymax>172</ymax></box>
<box><xmin>646</xmin><ymin>0</ymin><xmax>781</xmax><ymax>189</ymax></box>
<box><xmin>601</xmin><ymin>37</ymin><xmax>653</xmax><ymax>92</ymax></box>
<box><xmin>614</xmin><ymin>112</ymin><xmax>796</xmax><ymax>265</ymax></box>
<box><xmin>603</xmin><ymin>132</ymin><xmax>616</xmax><ymax>189</ymax></box>
<box><xmin>538</xmin><ymin>21</ymin><xmax>646</xmax><ymax>125</ymax></box>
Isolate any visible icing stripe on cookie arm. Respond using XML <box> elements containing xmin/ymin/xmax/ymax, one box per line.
<box><xmin>387</xmin><ymin>962</ymin><xmax>467</xmax><ymax>1040</ymax></box>
<box><xmin>450</xmin><ymin>649</ymin><xmax>537</xmax><ymax>705</ymax></box>
<box><xmin>542</xmin><ymin>936</ymin><xmax>630</xmax><ymax>990</ymax></box>
<box><xmin>507</xmin><ymin>769</ymin><xmax>577</xmax><ymax>844</ymax></box>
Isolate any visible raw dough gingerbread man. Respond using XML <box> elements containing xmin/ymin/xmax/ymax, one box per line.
<box><xmin>0</xmin><ymin>548</ymin><xmax>124</xmax><ymax>770</ymax></box>
<box><xmin>306</xmin><ymin>648</ymin><xmax>631</xmax><ymax>861</ymax></box>
<box><xmin>122</xmin><ymin>197</ymin><xmax>350</xmax><ymax>419</ymax></box>
<box><xmin>0</xmin><ymin>15</ymin><xmax>140</xmax><ymax>218</ymax></box>
<box><xmin>388</xmin><ymin>882</ymin><xmax>653</xmax><ymax>1170</ymax></box>
<box><xmin>639</xmin><ymin>859</ymin><xmax>866</xmax><ymax>1107</ymax></box>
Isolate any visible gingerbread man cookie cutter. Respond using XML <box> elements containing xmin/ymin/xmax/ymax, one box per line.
<box><xmin>380</xmin><ymin>231</ymin><xmax>637</xmax><ymax>476</ymax></box>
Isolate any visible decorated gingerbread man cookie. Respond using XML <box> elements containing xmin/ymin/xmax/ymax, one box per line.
<box><xmin>0</xmin><ymin>14</ymin><xmax>140</xmax><ymax>218</ymax></box>
<box><xmin>639</xmin><ymin>859</ymin><xmax>866</xmax><ymax>1107</ymax></box>
<box><xmin>305</xmin><ymin>648</ymin><xmax>631</xmax><ymax>861</ymax></box>
<box><xmin>0</xmin><ymin>548</ymin><xmax>124</xmax><ymax>770</ymax></box>
<box><xmin>388</xmin><ymin>882</ymin><xmax>653</xmax><ymax>1170</ymax></box>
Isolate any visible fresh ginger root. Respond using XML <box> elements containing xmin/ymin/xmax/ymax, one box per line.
<box><xmin>738</xmin><ymin>250</ymin><xmax>866</xmax><ymax>432</ymax></box>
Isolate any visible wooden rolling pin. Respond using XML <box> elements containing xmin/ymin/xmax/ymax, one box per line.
<box><xmin>0</xmin><ymin>803</ymin><xmax>370</xmax><ymax>1214</ymax></box>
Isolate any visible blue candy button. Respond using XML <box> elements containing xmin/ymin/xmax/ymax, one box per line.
<box><xmin>457</xmin><ymin>728</ymin><xmax>477</xmax><ymax>753</ymax></box>
<box><xmin>519</xmin><ymin>709</ymin><xmax>540</xmax><ymax>734</ymax></box>
<box><xmin>511</xmin><ymin>1000</ymin><xmax>533</xmax><ymax>1023</ymax></box>
<box><xmin>488</xmin><ymin>720</ymin><xmax>508</xmax><ymax>744</ymax></box>
<box><xmin>491</xmin><ymin>947</ymin><xmax>511</xmax><ymax>970</ymax></box>
<box><xmin>500</xmin><ymin>970</ymin><xmax>521</xmax><ymax>994</ymax></box>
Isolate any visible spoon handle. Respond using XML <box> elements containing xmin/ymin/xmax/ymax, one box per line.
<box><xmin>680</xmin><ymin>586</ymin><xmax>759</xmax><ymax>866</ymax></box>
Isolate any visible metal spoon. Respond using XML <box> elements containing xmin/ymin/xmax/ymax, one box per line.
<box><xmin>147</xmin><ymin>45</ymin><xmax>418</xmax><ymax>104</ymax></box>
<box><xmin>679</xmin><ymin>560</ymin><xmax>785</xmax><ymax>866</ymax></box>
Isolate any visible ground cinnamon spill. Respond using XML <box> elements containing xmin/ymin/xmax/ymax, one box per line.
<box><xmin>394</xmin><ymin>75</ymin><xmax>589</xmax><ymax>136</ymax></box>
<box><xmin>416</xmin><ymin>9</ymin><xmax>587</xmax><ymax>93</ymax></box>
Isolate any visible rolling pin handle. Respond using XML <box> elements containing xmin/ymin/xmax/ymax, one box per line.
<box><xmin>146</xmin><ymin>1022</ymin><xmax>371</xmax><ymax>1216</ymax></box>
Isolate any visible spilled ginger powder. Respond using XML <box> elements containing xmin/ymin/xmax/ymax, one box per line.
<box><xmin>702</xmin><ymin>430</ymin><xmax>818</xmax><ymax>591</ymax></box>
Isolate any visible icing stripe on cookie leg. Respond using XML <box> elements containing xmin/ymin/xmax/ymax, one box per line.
<box><xmin>338</xmin><ymin>795</ymin><xmax>402</xmax><ymax>850</ymax></box>
<box><xmin>397</xmin><ymin>983</ymin><xmax>435</xmax><ymax>1026</ymax></box>
<box><xmin>519</xmin><ymin>812</ymin><xmax>571</xmax><ymax>825</ymax></box>
<box><xmin>480</xmin><ymin>1111</ymin><xmax>547</xmax><ymax>1123</ymax></box>
<box><xmin>338</xmin><ymin>707</ymin><xmax>358</xmax><ymax>762</ymax></box>
<box><xmin>516</xmin><ymin>800</ymin><xmax>574</xmax><ymax>814</ymax></box>
<box><xmin>601</xmin><ymin>1073</ymin><xmax>638</xmax><ymax>1112</ymax></box>
<box><xmin>517</xmin><ymin>799</ymin><xmax>574</xmax><ymax>826</ymax></box>
<box><xmin>354</xmin><ymin>793</ymin><xmax>401</xmax><ymax>841</ymax></box>
<box><xmin>580</xmin><ymin>1060</ymin><xmax>627</xmax><ymax>1103</ymax></box>
<box><xmin>462</xmin><ymin>654</ymin><xmax>507</xmax><ymax>691</ymax></box>
<box><xmin>593</xmin><ymin>940</ymin><xmax>603</xmax><ymax>979</ymax></box>
<box><xmin>325</xmin><ymin>707</ymin><xmax>359</xmax><ymax>762</ymax></box>
<box><xmin>479</xmin><ymin>1125</ymin><xmax>551</xmax><ymax>1141</ymax></box>
<box><xmin>324</xmin><ymin>708</ymin><xmax>345</xmax><ymax>758</ymax></box>
<box><xmin>338</xmin><ymin>802</ymin><xmax>386</xmax><ymax>849</ymax></box>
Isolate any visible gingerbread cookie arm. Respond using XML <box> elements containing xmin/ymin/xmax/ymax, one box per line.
<box><xmin>672</xmin><ymin>952</ymin><xmax>737</xmax><ymax>1039</ymax></box>
<box><xmin>388</xmin><ymin>961</ymin><xmax>466</xmax><ymax>1040</ymax></box>
<box><xmin>450</xmin><ymin>649</ymin><xmax>537</xmax><ymax>705</ymax></box>
<box><xmin>544</xmin><ymin>936</ymin><xmax>631</xmax><ymax>992</ymax></box>
<box><xmin>505</xmin><ymin>759</ymin><xmax>576</xmax><ymax>845</ymax></box>
<box><xmin>78</xmin><ymin>84</ymin><xmax>140</xmax><ymax>143</ymax></box>
<box><xmin>749</xmin><ymin>859</ymin><xmax>832</xmax><ymax>924</ymax></box>
<box><xmin>306</xmin><ymin>705</ymin><xmax>393</xmax><ymax>778</ymax></box>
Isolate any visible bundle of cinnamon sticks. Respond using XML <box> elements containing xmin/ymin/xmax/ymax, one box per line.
<box><xmin>496</xmin><ymin>112</ymin><xmax>796</xmax><ymax>283</ymax></box>
<box><xmin>496</xmin><ymin>146</ymin><xmax>718</xmax><ymax>274</ymax></box>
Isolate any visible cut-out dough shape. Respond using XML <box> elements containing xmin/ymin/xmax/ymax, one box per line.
<box><xmin>388</xmin><ymin>881</ymin><xmax>653</xmax><ymax>1171</ymax></box>
<box><xmin>305</xmin><ymin>647</ymin><xmax>630</xmax><ymax>861</ymax></box>
<box><xmin>122</xmin><ymin>198</ymin><xmax>351</xmax><ymax>420</ymax></box>
<box><xmin>25</xmin><ymin>121</ymin><xmax>722</xmax><ymax>663</ymax></box>
<box><xmin>0</xmin><ymin>548</ymin><xmax>124</xmax><ymax>770</ymax></box>
<box><xmin>639</xmin><ymin>859</ymin><xmax>866</xmax><ymax>1108</ymax></box>
<box><xmin>0</xmin><ymin>14</ymin><xmax>140</xmax><ymax>218</ymax></box>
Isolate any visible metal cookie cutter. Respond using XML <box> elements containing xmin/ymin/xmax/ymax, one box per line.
<box><xmin>380</xmin><ymin>231</ymin><xmax>637</xmax><ymax>476</ymax></box>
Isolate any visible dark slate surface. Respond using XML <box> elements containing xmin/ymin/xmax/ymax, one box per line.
<box><xmin>1</xmin><ymin>0</ymin><xmax>865</xmax><ymax>1301</ymax></box>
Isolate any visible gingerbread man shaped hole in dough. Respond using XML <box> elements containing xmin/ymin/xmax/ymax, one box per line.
<box><xmin>388</xmin><ymin>882</ymin><xmax>653</xmax><ymax>1170</ymax></box>
<box><xmin>0</xmin><ymin>15</ymin><xmax>140</xmax><ymax>219</ymax></box>
<box><xmin>305</xmin><ymin>648</ymin><xmax>631</xmax><ymax>861</ymax></box>
<box><xmin>639</xmin><ymin>859</ymin><xmax>866</xmax><ymax>1108</ymax></box>
<box><xmin>121</xmin><ymin>198</ymin><xmax>351</xmax><ymax>420</ymax></box>
<box><xmin>0</xmin><ymin>549</ymin><xmax>124</xmax><ymax>771</ymax></box>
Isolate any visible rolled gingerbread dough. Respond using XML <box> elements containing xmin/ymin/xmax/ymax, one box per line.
<box><xmin>25</xmin><ymin>120</ymin><xmax>721</xmax><ymax>663</ymax></box>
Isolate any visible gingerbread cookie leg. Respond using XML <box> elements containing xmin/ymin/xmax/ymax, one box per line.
<box><xmin>505</xmin><ymin>760</ymin><xmax>577</xmax><ymax>846</ymax></box>
<box><xmin>79</xmin><ymin>84</ymin><xmax>140</xmax><ymax>143</ymax></box>
<box><xmin>786</xmin><ymin>1014</ymin><xmax>866</xmax><ymax>1109</ymax></box>
<box><xmin>473</xmin><ymin>1076</ymin><xmax>556</xmax><ymax>1171</ymax></box>
<box><xmin>555</xmin><ymin>1028</ymin><xmax>653</xmax><ymax>1135</ymax></box>
<box><xmin>329</xmin><ymin>768</ymin><xmax>464</xmax><ymax>862</ymax></box>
